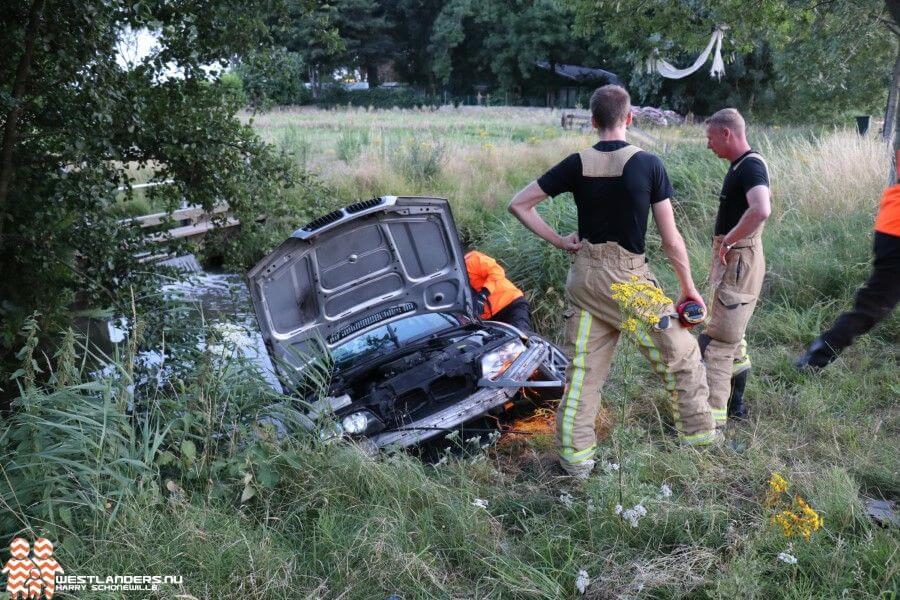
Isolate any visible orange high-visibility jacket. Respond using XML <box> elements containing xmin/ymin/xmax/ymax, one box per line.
<box><xmin>874</xmin><ymin>184</ymin><xmax>900</xmax><ymax>237</ymax></box>
<box><xmin>464</xmin><ymin>251</ymin><xmax>524</xmax><ymax>319</ymax></box>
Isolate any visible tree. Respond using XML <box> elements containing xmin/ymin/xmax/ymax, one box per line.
<box><xmin>334</xmin><ymin>0</ymin><xmax>394</xmax><ymax>85</ymax></box>
<box><xmin>274</xmin><ymin>0</ymin><xmax>392</xmax><ymax>88</ymax></box>
<box><xmin>233</xmin><ymin>47</ymin><xmax>312</xmax><ymax>107</ymax></box>
<box><xmin>273</xmin><ymin>0</ymin><xmax>344</xmax><ymax>94</ymax></box>
<box><xmin>0</xmin><ymin>0</ymin><xmax>309</xmax><ymax>383</ymax></box>
<box><xmin>428</xmin><ymin>0</ymin><xmax>626</xmax><ymax>98</ymax></box>
<box><xmin>569</xmin><ymin>0</ymin><xmax>891</xmax><ymax>116</ymax></box>
<box><xmin>567</xmin><ymin>0</ymin><xmax>898</xmax><ymax>171</ymax></box>
<box><xmin>882</xmin><ymin>0</ymin><xmax>900</xmax><ymax>180</ymax></box>
<box><xmin>384</xmin><ymin>0</ymin><xmax>447</xmax><ymax>88</ymax></box>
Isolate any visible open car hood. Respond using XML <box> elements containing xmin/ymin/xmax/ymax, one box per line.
<box><xmin>246</xmin><ymin>196</ymin><xmax>474</xmax><ymax>375</ymax></box>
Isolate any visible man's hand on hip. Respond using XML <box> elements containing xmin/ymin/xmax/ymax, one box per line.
<box><xmin>556</xmin><ymin>232</ymin><xmax>582</xmax><ymax>253</ymax></box>
<box><xmin>717</xmin><ymin>241</ymin><xmax>732</xmax><ymax>265</ymax></box>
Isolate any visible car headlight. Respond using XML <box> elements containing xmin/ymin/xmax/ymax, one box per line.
<box><xmin>342</xmin><ymin>411</ymin><xmax>369</xmax><ymax>435</ymax></box>
<box><xmin>340</xmin><ymin>410</ymin><xmax>385</xmax><ymax>436</ymax></box>
<box><xmin>480</xmin><ymin>340</ymin><xmax>526</xmax><ymax>380</ymax></box>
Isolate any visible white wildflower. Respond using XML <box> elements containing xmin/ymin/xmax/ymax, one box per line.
<box><xmin>559</xmin><ymin>492</ymin><xmax>574</xmax><ymax>508</ymax></box>
<box><xmin>472</xmin><ymin>498</ymin><xmax>489</xmax><ymax>509</ymax></box>
<box><xmin>587</xmin><ymin>499</ymin><xmax>596</xmax><ymax>513</ymax></box>
<box><xmin>659</xmin><ymin>484</ymin><xmax>672</xmax><ymax>498</ymax></box>
<box><xmin>481</xmin><ymin>430</ymin><xmax>501</xmax><ymax>448</ymax></box>
<box><xmin>604</xmin><ymin>461</ymin><xmax>620</xmax><ymax>472</ymax></box>
<box><xmin>622</xmin><ymin>509</ymin><xmax>640</xmax><ymax>527</ymax></box>
<box><xmin>620</xmin><ymin>503</ymin><xmax>647</xmax><ymax>528</ymax></box>
<box><xmin>575</xmin><ymin>569</ymin><xmax>590</xmax><ymax>594</ymax></box>
<box><xmin>614</xmin><ymin>504</ymin><xmax>623</xmax><ymax>515</ymax></box>
<box><xmin>777</xmin><ymin>552</ymin><xmax>798</xmax><ymax>565</ymax></box>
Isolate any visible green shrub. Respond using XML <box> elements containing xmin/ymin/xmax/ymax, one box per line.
<box><xmin>391</xmin><ymin>139</ymin><xmax>446</xmax><ymax>183</ymax></box>
<box><xmin>336</xmin><ymin>128</ymin><xmax>371</xmax><ymax>162</ymax></box>
<box><xmin>234</xmin><ymin>48</ymin><xmax>312</xmax><ymax>108</ymax></box>
<box><xmin>315</xmin><ymin>86</ymin><xmax>436</xmax><ymax>109</ymax></box>
<box><xmin>218</xmin><ymin>71</ymin><xmax>248</xmax><ymax>108</ymax></box>
<box><xmin>278</xmin><ymin>124</ymin><xmax>312</xmax><ymax>167</ymax></box>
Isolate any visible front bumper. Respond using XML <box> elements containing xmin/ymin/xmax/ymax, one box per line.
<box><xmin>369</xmin><ymin>340</ymin><xmax>558</xmax><ymax>448</ymax></box>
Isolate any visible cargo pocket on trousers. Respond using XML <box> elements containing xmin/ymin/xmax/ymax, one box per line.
<box><xmin>716</xmin><ymin>285</ymin><xmax>756</xmax><ymax>310</ymax></box>
<box><xmin>709</xmin><ymin>284</ymin><xmax>757</xmax><ymax>343</ymax></box>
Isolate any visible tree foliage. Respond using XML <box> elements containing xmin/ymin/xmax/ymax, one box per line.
<box><xmin>245</xmin><ymin>0</ymin><xmax>896</xmax><ymax>121</ymax></box>
<box><xmin>233</xmin><ymin>47</ymin><xmax>312</xmax><ymax>107</ymax></box>
<box><xmin>0</xmin><ymin>0</ymin><xmax>319</xmax><ymax>383</ymax></box>
<box><xmin>425</xmin><ymin>0</ymin><xmax>626</xmax><ymax>96</ymax></box>
<box><xmin>566</xmin><ymin>0</ymin><xmax>897</xmax><ymax>119</ymax></box>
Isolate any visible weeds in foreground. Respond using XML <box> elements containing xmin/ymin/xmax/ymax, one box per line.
<box><xmin>766</xmin><ymin>472</ymin><xmax>825</xmax><ymax>541</ymax></box>
<box><xmin>610</xmin><ymin>276</ymin><xmax>674</xmax><ymax>507</ymax></box>
<box><xmin>0</xmin><ymin>308</ymin><xmax>314</xmax><ymax>541</ymax></box>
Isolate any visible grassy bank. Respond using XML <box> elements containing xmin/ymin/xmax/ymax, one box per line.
<box><xmin>2</xmin><ymin>108</ymin><xmax>897</xmax><ymax>599</ymax></box>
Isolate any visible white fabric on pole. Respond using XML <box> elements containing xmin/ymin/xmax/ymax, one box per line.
<box><xmin>650</xmin><ymin>28</ymin><xmax>726</xmax><ymax>80</ymax></box>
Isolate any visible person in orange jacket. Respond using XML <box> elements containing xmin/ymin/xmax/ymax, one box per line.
<box><xmin>796</xmin><ymin>178</ymin><xmax>900</xmax><ymax>371</ymax></box>
<box><xmin>464</xmin><ymin>250</ymin><xmax>532</xmax><ymax>331</ymax></box>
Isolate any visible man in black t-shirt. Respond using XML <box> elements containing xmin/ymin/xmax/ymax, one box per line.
<box><xmin>509</xmin><ymin>84</ymin><xmax>717</xmax><ymax>478</ymax></box>
<box><xmin>698</xmin><ymin>108</ymin><xmax>771</xmax><ymax>429</ymax></box>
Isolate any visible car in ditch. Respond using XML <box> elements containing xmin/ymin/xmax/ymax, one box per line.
<box><xmin>246</xmin><ymin>196</ymin><xmax>568</xmax><ymax>448</ymax></box>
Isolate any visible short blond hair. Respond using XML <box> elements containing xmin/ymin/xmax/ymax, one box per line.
<box><xmin>705</xmin><ymin>108</ymin><xmax>746</xmax><ymax>134</ymax></box>
<box><xmin>590</xmin><ymin>85</ymin><xmax>631</xmax><ymax>129</ymax></box>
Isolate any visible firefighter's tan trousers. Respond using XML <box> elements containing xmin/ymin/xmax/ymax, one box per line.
<box><xmin>556</xmin><ymin>242</ymin><xmax>717</xmax><ymax>469</ymax></box>
<box><xmin>703</xmin><ymin>234</ymin><xmax>765</xmax><ymax>427</ymax></box>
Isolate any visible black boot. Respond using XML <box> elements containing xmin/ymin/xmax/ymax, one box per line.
<box><xmin>727</xmin><ymin>369</ymin><xmax>749</xmax><ymax>420</ymax></box>
<box><xmin>795</xmin><ymin>337</ymin><xmax>841</xmax><ymax>373</ymax></box>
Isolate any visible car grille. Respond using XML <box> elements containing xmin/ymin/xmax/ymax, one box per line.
<box><xmin>431</xmin><ymin>376</ymin><xmax>469</xmax><ymax>401</ymax></box>
<box><xmin>385</xmin><ymin>375</ymin><xmax>478</xmax><ymax>427</ymax></box>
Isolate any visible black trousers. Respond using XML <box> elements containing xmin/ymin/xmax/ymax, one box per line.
<box><xmin>821</xmin><ymin>231</ymin><xmax>900</xmax><ymax>351</ymax></box>
<box><xmin>492</xmin><ymin>297</ymin><xmax>532</xmax><ymax>332</ymax></box>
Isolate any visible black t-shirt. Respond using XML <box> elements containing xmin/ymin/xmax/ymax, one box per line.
<box><xmin>536</xmin><ymin>141</ymin><xmax>673</xmax><ymax>254</ymax></box>
<box><xmin>714</xmin><ymin>150</ymin><xmax>770</xmax><ymax>235</ymax></box>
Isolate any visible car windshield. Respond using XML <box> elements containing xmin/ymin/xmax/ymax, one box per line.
<box><xmin>331</xmin><ymin>313</ymin><xmax>458</xmax><ymax>369</ymax></box>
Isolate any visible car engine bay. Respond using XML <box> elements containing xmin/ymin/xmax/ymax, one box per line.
<box><xmin>329</xmin><ymin>323</ymin><xmax>517</xmax><ymax>428</ymax></box>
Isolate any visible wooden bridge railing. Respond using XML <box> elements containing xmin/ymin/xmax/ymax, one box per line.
<box><xmin>121</xmin><ymin>204</ymin><xmax>239</xmax><ymax>243</ymax></box>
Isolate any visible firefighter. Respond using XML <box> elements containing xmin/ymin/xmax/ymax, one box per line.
<box><xmin>796</xmin><ymin>179</ymin><xmax>900</xmax><ymax>370</ymax></box>
<box><xmin>509</xmin><ymin>84</ymin><xmax>717</xmax><ymax>478</ymax></box>
<box><xmin>464</xmin><ymin>250</ymin><xmax>533</xmax><ymax>332</ymax></box>
<box><xmin>698</xmin><ymin>108</ymin><xmax>771</xmax><ymax>430</ymax></box>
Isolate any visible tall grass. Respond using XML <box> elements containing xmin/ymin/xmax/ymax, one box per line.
<box><xmin>0</xmin><ymin>313</ymin><xmax>315</xmax><ymax>540</ymax></box>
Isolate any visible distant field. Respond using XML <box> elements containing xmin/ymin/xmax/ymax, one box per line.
<box><xmin>248</xmin><ymin>107</ymin><xmax>699</xmax><ymax>235</ymax></box>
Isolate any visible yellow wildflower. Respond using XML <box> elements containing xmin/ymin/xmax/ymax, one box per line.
<box><xmin>621</xmin><ymin>317</ymin><xmax>639</xmax><ymax>334</ymax></box>
<box><xmin>770</xmin><ymin>473</ymin><xmax>789</xmax><ymax>494</ymax></box>
<box><xmin>765</xmin><ymin>472</ymin><xmax>824</xmax><ymax>541</ymax></box>
<box><xmin>610</xmin><ymin>276</ymin><xmax>672</xmax><ymax>333</ymax></box>
<box><xmin>766</xmin><ymin>472</ymin><xmax>789</xmax><ymax>507</ymax></box>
